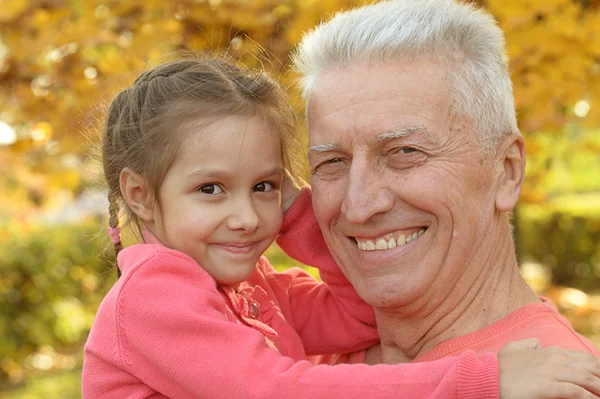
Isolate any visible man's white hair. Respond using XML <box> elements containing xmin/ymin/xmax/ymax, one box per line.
<box><xmin>292</xmin><ymin>0</ymin><xmax>519</xmax><ymax>149</ymax></box>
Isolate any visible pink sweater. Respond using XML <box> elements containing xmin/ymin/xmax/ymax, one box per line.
<box><xmin>82</xmin><ymin>189</ymin><xmax>499</xmax><ymax>398</ymax></box>
<box><xmin>414</xmin><ymin>297</ymin><xmax>600</xmax><ymax>363</ymax></box>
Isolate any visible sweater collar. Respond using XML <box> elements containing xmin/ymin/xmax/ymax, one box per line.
<box><xmin>115</xmin><ymin>227</ymin><xmax>180</xmax><ymax>275</ymax></box>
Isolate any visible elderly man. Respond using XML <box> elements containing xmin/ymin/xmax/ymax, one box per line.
<box><xmin>290</xmin><ymin>0</ymin><xmax>599</xmax><ymax>365</ymax></box>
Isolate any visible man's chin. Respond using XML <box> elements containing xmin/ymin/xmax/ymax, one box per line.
<box><xmin>350</xmin><ymin>271</ymin><xmax>429</xmax><ymax>310</ymax></box>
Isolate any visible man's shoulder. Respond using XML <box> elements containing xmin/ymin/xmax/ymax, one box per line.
<box><xmin>529</xmin><ymin>297</ymin><xmax>600</xmax><ymax>355</ymax></box>
<box><xmin>417</xmin><ymin>297</ymin><xmax>599</xmax><ymax>362</ymax></box>
<box><xmin>473</xmin><ymin>297</ymin><xmax>599</xmax><ymax>355</ymax></box>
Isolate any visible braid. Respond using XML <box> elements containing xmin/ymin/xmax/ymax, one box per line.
<box><xmin>108</xmin><ymin>192</ymin><xmax>123</xmax><ymax>277</ymax></box>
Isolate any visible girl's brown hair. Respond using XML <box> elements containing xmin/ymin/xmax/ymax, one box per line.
<box><xmin>102</xmin><ymin>55</ymin><xmax>300</xmax><ymax>276</ymax></box>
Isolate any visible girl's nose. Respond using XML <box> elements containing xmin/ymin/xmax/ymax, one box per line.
<box><xmin>226</xmin><ymin>199</ymin><xmax>261</xmax><ymax>234</ymax></box>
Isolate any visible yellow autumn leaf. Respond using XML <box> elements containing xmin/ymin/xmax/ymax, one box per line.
<box><xmin>0</xmin><ymin>0</ymin><xmax>30</xmax><ymax>22</ymax></box>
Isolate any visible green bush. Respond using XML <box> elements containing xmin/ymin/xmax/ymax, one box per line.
<box><xmin>2</xmin><ymin>367</ymin><xmax>83</xmax><ymax>399</ymax></box>
<box><xmin>0</xmin><ymin>220</ymin><xmax>115</xmax><ymax>388</ymax></box>
<box><xmin>519</xmin><ymin>205</ymin><xmax>600</xmax><ymax>292</ymax></box>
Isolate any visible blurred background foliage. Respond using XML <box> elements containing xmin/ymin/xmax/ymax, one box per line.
<box><xmin>0</xmin><ymin>0</ymin><xmax>599</xmax><ymax>397</ymax></box>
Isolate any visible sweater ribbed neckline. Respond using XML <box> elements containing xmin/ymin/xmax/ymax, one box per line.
<box><xmin>414</xmin><ymin>297</ymin><xmax>554</xmax><ymax>362</ymax></box>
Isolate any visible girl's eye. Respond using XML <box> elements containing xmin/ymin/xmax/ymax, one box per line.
<box><xmin>199</xmin><ymin>184</ymin><xmax>223</xmax><ymax>195</ymax></box>
<box><xmin>254</xmin><ymin>182</ymin><xmax>275</xmax><ymax>192</ymax></box>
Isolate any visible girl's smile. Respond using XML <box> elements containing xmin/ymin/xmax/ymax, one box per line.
<box><xmin>213</xmin><ymin>241</ymin><xmax>260</xmax><ymax>254</ymax></box>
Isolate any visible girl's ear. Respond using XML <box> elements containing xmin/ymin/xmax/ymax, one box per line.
<box><xmin>120</xmin><ymin>168</ymin><xmax>155</xmax><ymax>222</ymax></box>
<box><xmin>495</xmin><ymin>134</ymin><xmax>526</xmax><ymax>212</ymax></box>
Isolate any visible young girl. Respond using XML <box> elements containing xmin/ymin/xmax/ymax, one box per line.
<box><xmin>82</xmin><ymin>56</ymin><xmax>596</xmax><ymax>399</ymax></box>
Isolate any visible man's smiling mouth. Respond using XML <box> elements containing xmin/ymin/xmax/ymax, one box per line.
<box><xmin>353</xmin><ymin>228</ymin><xmax>427</xmax><ymax>251</ymax></box>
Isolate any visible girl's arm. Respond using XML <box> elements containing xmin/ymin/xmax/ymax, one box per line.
<box><xmin>112</xmin><ymin>251</ymin><xmax>498</xmax><ymax>399</ymax></box>
<box><xmin>276</xmin><ymin>187</ymin><xmax>378</xmax><ymax>354</ymax></box>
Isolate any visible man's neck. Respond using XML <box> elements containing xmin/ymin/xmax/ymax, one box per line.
<box><xmin>375</xmin><ymin>225</ymin><xmax>540</xmax><ymax>363</ymax></box>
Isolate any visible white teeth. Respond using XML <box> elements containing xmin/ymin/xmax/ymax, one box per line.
<box><xmin>397</xmin><ymin>234</ymin><xmax>406</xmax><ymax>245</ymax></box>
<box><xmin>357</xmin><ymin>228</ymin><xmax>427</xmax><ymax>252</ymax></box>
<box><xmin>375</xmin><ymin>239</ymin><xmax>388</xmax><ymax>250</ymax></box>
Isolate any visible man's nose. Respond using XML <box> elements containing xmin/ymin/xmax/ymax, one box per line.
<box><xmin>227</xmin><ymin>197</ymin><xmax>261</xmax><ymax>233</ymax></box>
<box><xmin>341</xmin><ymin>160</ymin><xmax>394</xmax><ymax>224</ymax></box>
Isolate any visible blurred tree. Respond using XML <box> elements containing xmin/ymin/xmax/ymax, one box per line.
<box><xmin>477</xmin><ymin>0</ymin><xmax>600</xmax><ymax>211</ymax></box>
<box><xmin>0</xmin><ymin>0</ymin><xmax>356</xmax><ymax>215</ymax></box>
<box><xmin>482</xmin><ymin>0</ymin><xmax>600</xmax><ymax>133</ymax></box>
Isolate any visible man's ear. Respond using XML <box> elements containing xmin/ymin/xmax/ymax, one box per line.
<box><xmin>120</xmin><ymin>168</ymin><xmax>155</xmax><ymax>222</ymax></box>
<box><xmin>495</xmin><ymin>134</ymin><xmax>526</xmax><ymax>212</ymax></box>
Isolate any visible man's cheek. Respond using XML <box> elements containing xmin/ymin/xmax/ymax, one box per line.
<box><xmin>311</xmin><ymin>184</ymin><xmax>329</xmax><ymax>213</ymax></box>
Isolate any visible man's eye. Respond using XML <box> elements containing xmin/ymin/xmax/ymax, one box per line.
<box><xmin>254</xmin><ymin>182</ymin><xmax>275</xmax><ymax>192</ymax></box>
<box><xmin>199</xmin><ymin>184</ymin><xmax>223</xmax><ymax>194</ymax></box>
<box><xmin>311</xmin><ymin>157</ymin><xmax>346</xmax><ymax>176</ymax></box>
<box><xmin>387</xmin><ymin>146</ymin><xmax>425</xmax><ymax>170</ymax></box>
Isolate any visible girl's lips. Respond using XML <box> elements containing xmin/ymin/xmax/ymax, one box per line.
<box><xmin>213</xmin><ymin>242</ymin><xmax>258</xmax><ymax>254</ymax></box>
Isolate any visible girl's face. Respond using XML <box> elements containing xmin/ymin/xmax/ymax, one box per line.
<box><xmin>150</xmin><ymin>114</ymin><xmax>284</xmax><ymax>287</ymax></box>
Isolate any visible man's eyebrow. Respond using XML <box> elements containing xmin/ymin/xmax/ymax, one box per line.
<box><xmin>308</xmin><ymin>143</ymin><xmax>341</xmax><ymax>154</ymax></box>
<box><xmin>375</xmin><ymin>125</ymin><xmax>427</xmax><ymax>142</ymax></box>
<box><xmin>308</xmin><ymin>125</ymin><xmax>428</xmax><ymax>154</ymax></box>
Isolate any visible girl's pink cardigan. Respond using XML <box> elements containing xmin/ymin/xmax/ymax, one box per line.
<box><xmin>82</xmin><ymin>189</ymin><xmax>499</xmax><ymax>398</ymax></box>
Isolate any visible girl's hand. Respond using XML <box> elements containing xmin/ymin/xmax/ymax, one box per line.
<box><xmin>498</xmin><ymin>338</ymin><xmax>600</xmax><ymax>399</ymax></box>
<box><xmin>281</xmin><ymin>169</ymin><xmax>303</xmax><ymax>214</ymax></box>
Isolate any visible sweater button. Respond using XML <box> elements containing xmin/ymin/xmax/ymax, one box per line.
<box><xmin>248</xmin><ymin>301</ymin><xmax>260</xmax><ymax>319</ymax></box>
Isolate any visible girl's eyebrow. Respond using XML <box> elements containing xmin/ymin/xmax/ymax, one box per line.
<box><xmin>260</xmin><ymin>166</ymin><xmax>284</xmax><ymax>177</ymax></box>
<box><xmin>187</xmin><ymin>168</ymin><xmax>227</xmax><ymax>179</ymax></box>
<box><xmin>187</xmin><ymin>166</ymin><xmax>283</xmax><ymax>180</ymax></box>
